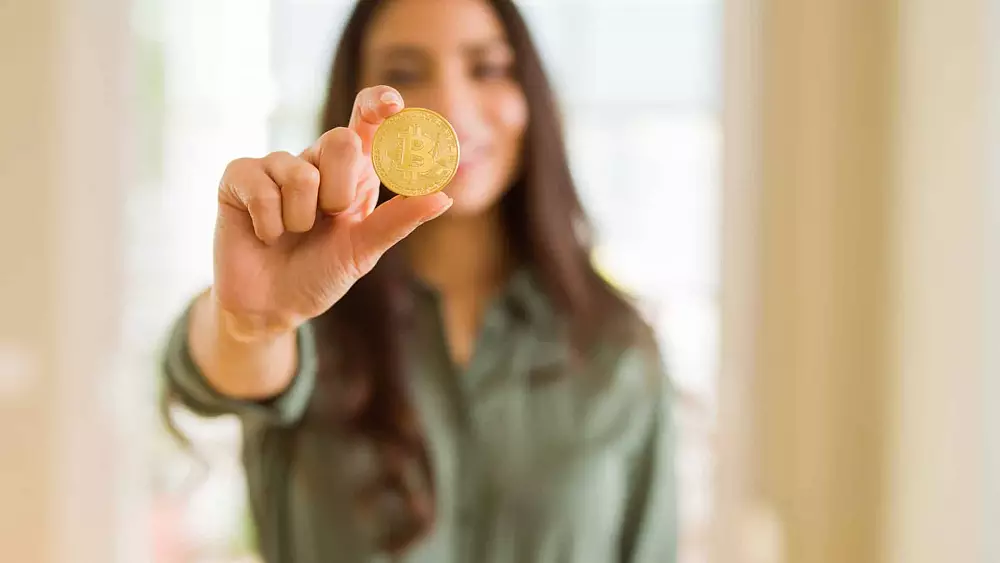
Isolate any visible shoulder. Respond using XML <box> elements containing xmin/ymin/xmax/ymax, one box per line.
<box><xmin>555</xmin><ymin>323</ymin><xmax>672</xmax><ymax>462</ymax></box>
<box><xmin>570</xmin><ymin>317</ymin><xmax>671</xmax><ymax>426</ymax></box>
<box><xmin>588</xmin><ymin>312</ymin><xmax>669</xmax><ymax>396</ymax></box>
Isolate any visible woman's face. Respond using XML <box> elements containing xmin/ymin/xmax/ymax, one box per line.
<box><xmin>361</xmin><ymin>0</ymin><xmax>529</xmax><ymax>216</ymax></box>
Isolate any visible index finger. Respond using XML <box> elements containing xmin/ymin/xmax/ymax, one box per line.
<box><xmin>349</xmin><ymin>85</ymin><xmax>404</xmax><ymax>155</ymax></box>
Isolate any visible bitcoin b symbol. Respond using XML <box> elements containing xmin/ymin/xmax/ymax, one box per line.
<box><xmin>371</xmin><ymin>107</ymin><xmax>459</xmax><ymax>196</ymax></box>
<box><xmin>397</xmin><ymin>125</ymin><xmax>437</xmax><ymax>178</ymax></box>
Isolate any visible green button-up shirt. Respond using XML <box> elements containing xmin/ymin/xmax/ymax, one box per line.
<box><xmin>163</xmin><ymin>269</ymin><xmax>677</xmax><ymax>563</ymax></box>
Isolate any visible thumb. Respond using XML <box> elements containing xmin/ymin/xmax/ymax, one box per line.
<box><xmin>348</xmin><ymin>193</ymin><xmax>453</xmax><ymax>270</ymax></box>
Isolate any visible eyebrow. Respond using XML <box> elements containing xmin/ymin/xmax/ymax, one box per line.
<box><xmin>373</xmin><ymin>37</ymin><xmax>511</xmax><ymax>60</ymax></box>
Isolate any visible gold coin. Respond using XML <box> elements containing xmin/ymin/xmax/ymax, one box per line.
<box><xmin>371</xmin><ymin>107</ymin><xmax>461</xmax><ymax>197</ymax></box>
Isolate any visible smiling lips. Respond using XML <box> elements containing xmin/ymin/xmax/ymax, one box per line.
<box><xmin>456</xmin><ymin>143</ymin><xmax>487</xmax><ymax>176</ymax></box>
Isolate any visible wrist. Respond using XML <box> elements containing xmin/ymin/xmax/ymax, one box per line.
<box><xmin>187</xmin><ymin>288</ymin><xmax>300</xmax><ymax>401</ymax></box>
<box><xmin>205</xmin><ymin>289</ymin><xmax>301</xmax><ymax>345</ymax></box>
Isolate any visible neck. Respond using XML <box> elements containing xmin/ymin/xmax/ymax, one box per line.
<box><xmin>405</xmin><ymin>206</ymin><xmax>514</xmax><ymax>295</ymax></box>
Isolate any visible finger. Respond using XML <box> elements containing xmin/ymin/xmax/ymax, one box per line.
<box><xmin>349</xmin><ymin>193</ymin><xmax>453</xmax><ymax>275</ymax></box>
<box><xmin>355</xmin><ymin>170</ymin><xmax>381</xmax><ymax>219</ymax></box>
<box><xmin>348</xmin><ymin>85</ymin><xmax>404</xmax><ymax>155</ymax></box>
<box><xmin>301</xmin><ymin>128</ymin><xmax>366</xmax><ymax>215</ymax></box>
<box><xmin>261</xmin><ymin>151</ymin><xmax>321</xmax><ymax>233</ymax></box>
<box><xmin>346</xmin><ymin>157</ymin><xmax>382</xmax><ymax>220</ymax></box>
<box><xmin>220</xmin><ymin>158</ymin><xmax>285</xmax><ymax>244</ymax></box>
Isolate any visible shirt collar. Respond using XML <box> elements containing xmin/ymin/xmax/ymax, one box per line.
<box><xmin>502</xmin><ymin>266</ymin><xmax>554</xmax><ymax>325</ymax></box>
<box><xmin>409</xmin><ymin>265</ymin><xmax>554</xmax><ymax>327</ymax></box>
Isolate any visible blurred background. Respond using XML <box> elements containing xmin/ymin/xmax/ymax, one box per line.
<box><xmin>133</xmin><ymin>0</ymin><xmax>721</xmax><ymax>560</ymax></box>
<box><xmin>0</xmin><ymin>0</ymin><xmax>996</xmax><ymax>562</ymax></box>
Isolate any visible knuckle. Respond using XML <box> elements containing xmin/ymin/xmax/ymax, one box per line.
<box><xmin>262</xmin><ymin>150</ymin><xmax>295</xmax><ymax>170</ymax></box>
<box><xmin>280</xmin><ymin>179</ymin><xmax>315</xmax><ymax>198</ymax></box>
<box><xmin>291</xmin><ymin>162</ymin><xmax>320</xmax><ymax>188</ymax></box>
<box><xmin>224</xmin><ymin>156</ymin><xmax>259</xmax><ymax>177</ymax></box>
<box><xmin>264</xmin><ymin>151</ymin><xmax>320</xmax><ymax>190</ymax></box>
<box><xmin>245</xmin><ymin>187</ymin><xmax>280</xmax><ymax>212</ymax></box>
<box><xmin>266</xmin><ymin>150</ymin><xmax>294</xmax><ymax>160</ymax></box>
<box><xmin>320</xmin><ymin>127</ymin><xmax>362</xmax><ymax>157</ymax></box>
<box><xmin>258</xmin><ymin>224</ymin><xmax>283</xmax><ymax>242</ymax></box>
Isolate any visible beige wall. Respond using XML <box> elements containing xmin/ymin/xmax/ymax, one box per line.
<box><xmin>719</xmin><ymin>0</ymin><xmax>895</xmax><ymax>561</ymax></box>
<box><xmin>0</xmin><ymin>1</ymin><xmax>58</xmax><ymax>558</ymax></box>
<box><xmin>0</xmin><ymin>0</ymin><xmax>130</xmax><ymax>561</ymax></box>
<box><xmin>718</xmin><ymin>0</ymin><xmax>994</xmax><ymax>562</ymax></box>
<box><xmin>0</xmin><ymin>0</ymin><xmax>993</xmax><ymax>562</ymax></box>
<box><xmin>887</xmin><ymin>0</ymin><xmax>991</xmax><ymax>562</ymax></box>
<box><xmin>987</xmin><ymin>5</ymin><xmax>1000</xmax><ymax>561</ymax></box>
<box><xmin>760</xmin><ymin>0</ymin><xmax>894</xmax><ymax>561</ymax></box>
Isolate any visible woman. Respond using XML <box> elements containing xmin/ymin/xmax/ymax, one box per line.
<box><xmin>162</xmin><ymin>0</ymin><xmax>677</xmax><ymax>561</ymax></box>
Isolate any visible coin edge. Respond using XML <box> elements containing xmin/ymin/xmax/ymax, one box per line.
<box><xmin>371</xmin><ymin>107</ymin><xmax>462</xmax><ymax>197</ymax></box>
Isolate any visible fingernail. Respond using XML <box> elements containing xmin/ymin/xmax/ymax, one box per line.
<box><xmin>421</xmin><ymin>196</ymin><xmax>453</xmax><ymax>224</ymax></box>
<box><xmin>380</xmin><ymin>91</ymin><xmax>402</xmax><ymax>107</ymax></box>
<box><xmin>435</xmin><ymin>194</ymin><xmax>454</xmax><ymax>212</ymax></box>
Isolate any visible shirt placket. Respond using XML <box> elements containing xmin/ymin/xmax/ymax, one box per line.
<box><xmin>424</xmin><ymin>290</ymin><xmax>528</xmax><ymax>563</ymax></box>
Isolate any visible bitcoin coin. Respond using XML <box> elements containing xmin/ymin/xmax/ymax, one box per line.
<box><xmin>371</xmin><ymin>107</ymin><xmax>461</xmax><ymax>197</ymax></box>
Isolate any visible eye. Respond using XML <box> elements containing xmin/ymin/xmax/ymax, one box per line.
<box><xmin>383</xmin><ymin>68</ymin><xmax>423</xmax><ymax>86</ymax></box>
<box><xmin>471</xmin><ymin>61</ymin><xmax>512</xmax><ymax>81</ymax></box>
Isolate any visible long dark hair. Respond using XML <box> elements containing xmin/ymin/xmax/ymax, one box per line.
<box><xmin>311</xmin><ymin>0</ymin><xmax>646</xmax><ymax>554</ymax></box>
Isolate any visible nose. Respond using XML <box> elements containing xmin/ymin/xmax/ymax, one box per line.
<box><xmin>424</xmin><ymin>65</ymin><xmax>479</xmax><ymax>141</ymax></box>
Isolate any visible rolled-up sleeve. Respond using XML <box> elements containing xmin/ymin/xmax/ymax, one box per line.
<box><xmin>617</xmin><ymin>346</ymin><xmax>678</xmax><ymax>563</ymax></box>
<box><xmin>161</xmin><ymin>299</ymin><xmax>319</xmax><ymax>427</ymax></box>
